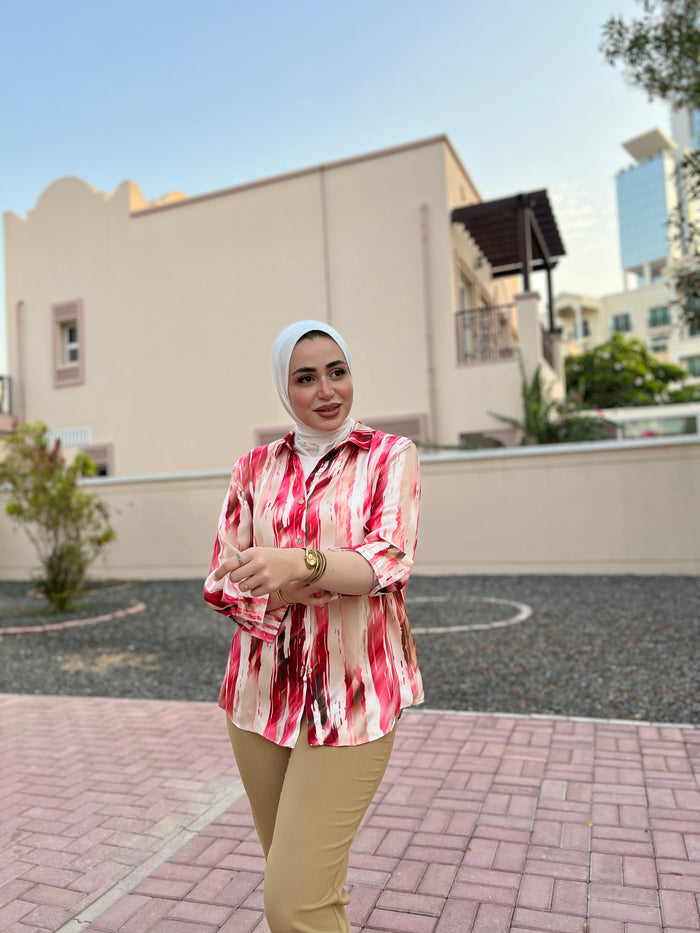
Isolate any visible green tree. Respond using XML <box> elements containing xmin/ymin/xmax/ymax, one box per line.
<box><xmin>600</xmin><ymin>0</ymin><xmax>700</xmax><ymax>327</ymax></box>
<box><xmin>0</xmin><ymin>421</ymin><xmax>115</xmax><ymax>611</ymax></box>
<box><xmin>600</xmin><ymin>0</ymin><xmax>700</xmax><ymax>108</ymax></box>
<box><xmin>565</xmin><ymin>332</ymin><xmax>700</xmax><ymax>408</ymax></box>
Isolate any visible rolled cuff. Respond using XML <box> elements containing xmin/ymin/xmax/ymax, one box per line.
<box><xmin>203</xmin><ymin>574</ymin><xmax>287</xmax><ymax>642</ymax></box>
<box><xmin>355</xmin><ymin>541</ymin><xmax>413</xmax><ymax>596</ymax></box>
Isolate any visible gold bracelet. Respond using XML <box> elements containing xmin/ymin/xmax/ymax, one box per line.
<box><xmin>303</xmin><ymin>547</ymin><xmax>327</xmax><ymax>584</ymax></box>
<box><xmin>276</xmin><ymin>588</ymin><xmax>294</xmax><ymax>606</ymax></box>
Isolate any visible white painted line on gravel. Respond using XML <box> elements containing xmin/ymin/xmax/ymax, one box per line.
<box><xmin>406</xmin><ymin>596</ymin><xmax>449</xmax><ymax>604</ymax></box>
<box><xmin>1</xmin><ymin>600</ymin><xmax>148</xmax><ymax>635</ymax></box>
<box><xmin>410</xmin><ymin>596</ymin><xmax>533</xmax><ymax>633</ymax></box>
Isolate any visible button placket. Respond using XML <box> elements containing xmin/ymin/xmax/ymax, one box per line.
<box><xmin>297</xmin><ymin>494</ymin><xmax>306</xmax><ymax>546</ymax></box>
<box><xmin>293</xmin><ymin>471</ymin><xmax>306</xmax><ymax>545</ymax></box>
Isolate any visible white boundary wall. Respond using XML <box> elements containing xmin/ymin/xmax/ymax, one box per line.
<box><xmin>1</xmin><ymin>436</ymin><xmax>698</xmax><ymax>580</ymax></box>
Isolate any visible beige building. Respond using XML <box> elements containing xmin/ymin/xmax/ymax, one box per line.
<box><xmin>2</xmin><ymin>135</ymin><xmax>565</xmax><ymax>474</ymax></box>
<box><xmin>556</xmin><ymin>283</ymin><xmax>674</xmax><ymax>357</ymax></box>
<box><xmin>556</xmin><ymin>283</ymin><xmax>700</xmax><ymax>381</ymax></box>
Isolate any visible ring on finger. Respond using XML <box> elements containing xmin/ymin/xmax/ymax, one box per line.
<box><xmin>236</xmin><ymin>553</ymin><xmax>244</xmax><ymax>568</ymax></box>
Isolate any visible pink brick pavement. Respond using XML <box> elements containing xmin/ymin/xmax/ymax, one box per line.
<box><xmin>1</xmin><ymin>694</ymin><xmax>699</xmax><ymax>933</ymax></box>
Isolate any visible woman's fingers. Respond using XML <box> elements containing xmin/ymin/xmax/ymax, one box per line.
<box><xmin>212</xmin><ymin>550</ymin><xmax>246</xmax><ymax>582</ymax></box>
<box><xmin>214</xmin><ymin>549</ymin><xmax>283</xmax><ymax>596</ymax></box>
<box><xmin>214</xmin><ymin>548</ymin><xmax>301</xmax><ymax>595</ymax></box>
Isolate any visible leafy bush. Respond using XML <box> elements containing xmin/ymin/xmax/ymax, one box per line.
<box><xmin>0</xmin><ymin>421</ymin><xmax>115</xmax><ymax>611</ymax></box>
<box><xmin>565</xmin><ymin>333</ymin><xmax>700</xmax><ymax>409</ymax></box>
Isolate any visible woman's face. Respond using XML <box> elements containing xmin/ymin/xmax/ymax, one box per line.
<box><xmin>288</xmin><ymin>335</ymin><xmax>353</xmax><ymax>431</ymax></box>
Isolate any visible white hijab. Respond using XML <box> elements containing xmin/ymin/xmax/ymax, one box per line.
<box><xmin>272</xmin><ymin>320</ymin><xmax>355</xmax><ymax>470</ymax></box>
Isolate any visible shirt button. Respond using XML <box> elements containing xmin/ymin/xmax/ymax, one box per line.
<box><xmin>298</xmin><ymin>497</ymin><xmax>305</xmax><ymax>505</ymax></box>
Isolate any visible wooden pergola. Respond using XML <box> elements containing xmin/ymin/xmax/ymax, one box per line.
<box><xmin>451</xmin><ymin>190</ymin><xmax>566</xmax><ymax>332</ymax></box>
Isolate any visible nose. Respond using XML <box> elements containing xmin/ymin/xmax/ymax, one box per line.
<box><xmin>316</xmin><ymin>377</ymin><xmax>334</xmax><ymax>398</ymax></box>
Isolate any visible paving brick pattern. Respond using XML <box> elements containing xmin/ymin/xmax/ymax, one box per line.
<box><xmin>1</xmin><ymin>695</ymin><xmax>699</xmax><ymax>933</ymax></box>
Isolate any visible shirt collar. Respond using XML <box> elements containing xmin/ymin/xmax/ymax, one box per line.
<box><xmin>280</xmin><ymin>421</ymin><xmax>374</xmax><ymax>454</ymax></box>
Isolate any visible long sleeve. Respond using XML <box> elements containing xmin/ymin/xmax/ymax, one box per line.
<box><xmin>203</xmin><ymin>457</ymin><xmax>286</xmax><ymax>641</ymax></box>
<box><xmin>355</xmin><ymin>440</ymin><xmax>421</xmax><ymax>595</ymax></box>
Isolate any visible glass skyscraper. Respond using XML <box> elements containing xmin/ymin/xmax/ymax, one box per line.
<box><xmin>615</xmin><ymin>129</ymin><xmax>679</xmax><ymax>286</ymax></box>
<box><xmin>616</xmin><ymin>154</ymin><xmax>672</xmax><ymax>278</ymax></box>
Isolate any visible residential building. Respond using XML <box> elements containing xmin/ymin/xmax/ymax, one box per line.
<box><xmin>555</xmin><ymin>283</ymin><xmax>674</xmax><ymax>359</ymax></box>
<box><xmin>2</xmin><ymin>135</ymin><xmax>566</xmax><ymax>476</ymax></box>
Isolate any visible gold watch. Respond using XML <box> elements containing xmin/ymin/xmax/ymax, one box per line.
<box><xmin>303</xmin><ymin>547</ymin><xmax>327</xmax><ymax>584</ymax></box>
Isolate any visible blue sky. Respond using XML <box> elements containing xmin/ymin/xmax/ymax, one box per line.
<box><xmin>1</xmin><ymin>0</ymin><xmax>670</xmax><ymax>367</ymax></box>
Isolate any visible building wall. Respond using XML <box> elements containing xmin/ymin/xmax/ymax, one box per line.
<box><xmin>600</xmin><ymin>282</ymin><xmax>674</xmax><ymax>349</ymax></box>
<box><xmin>5</xmin><ymin>135</ymin><xmax>560</xmax><ymax>472</ymax></box>
<box><xmin>2</xmin><ymin>438</ymin><xmax>698</xmax><ymax>580</ymax></box>
<box><xmin>7</xmin><ymin>138</ymin><xmax>504</xmax><ymax>475</ymax></box>
<box><xmin>5</xmin><ymin>173</ymin><xmax>331</xmax><ymax>475</ymax></box>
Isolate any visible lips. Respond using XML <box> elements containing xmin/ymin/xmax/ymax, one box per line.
<box><xmin>315</xmin><ymin>404</ymin><xmax>341</xmax><ymax>417</ymax></box>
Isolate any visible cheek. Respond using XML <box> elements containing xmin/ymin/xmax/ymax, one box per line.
<box><xmin>288</xmin><ymin>386</ymin><xmax>308</xmax><ymax>410</ymax></box>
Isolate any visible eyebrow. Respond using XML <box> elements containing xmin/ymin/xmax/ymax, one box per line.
<box><xmin>291</xmin><ymin>359</ymin><xmax>346</xmax><ymax>376</ymax></box>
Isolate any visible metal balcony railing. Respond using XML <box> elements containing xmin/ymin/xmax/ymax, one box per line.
<box><xmin>0</xmin><ymin>375</ymin><xmax>11</xmax><ymax>416</ymax></box>
<box><xmin>456</xmin><ymin>306</ymin><xmax>518</xmax><ymax>364</ymax></box>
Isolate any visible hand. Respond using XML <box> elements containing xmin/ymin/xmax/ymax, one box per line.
<box><xmin>279</xmin><ymin>579</ymin><xmax>337</xmax><ymax>607</ymax></box>
<box><xmin>213</xmin><ymin>547</ymin><xmax>303</xmax><ymax>597</ymax></box>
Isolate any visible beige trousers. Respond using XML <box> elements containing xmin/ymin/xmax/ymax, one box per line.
<box><xmin>226</xmin><ymin>716</ymin><xmax>396</xmax><ymax>933</ymax></box>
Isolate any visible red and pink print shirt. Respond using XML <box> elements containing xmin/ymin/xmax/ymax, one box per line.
<box><xmin>203</xmin><ymin>422</ymin><xmax>424</xmax><ymax>747</ymax></box>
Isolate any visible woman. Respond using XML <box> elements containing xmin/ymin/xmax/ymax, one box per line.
<box><xmin>204</xmin><ymin>320</ymin><xmax>423</xmax><ymax>933</ymax></box>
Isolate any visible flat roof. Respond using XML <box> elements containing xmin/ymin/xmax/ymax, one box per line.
<box><xmin>622</xmin><ymin>128</ymin><xmax>677</xmax><ymax>162</ymax></box>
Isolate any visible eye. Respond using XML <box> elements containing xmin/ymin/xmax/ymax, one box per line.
<box><xmin>296</xmin><ymin>374</ymin><xmax>314</xmax><ymax>384</ymax></box>
<box><xmin>331</xmin><ymin>367</ymin><xmax>347</xmax><ymax>378</ymax></box>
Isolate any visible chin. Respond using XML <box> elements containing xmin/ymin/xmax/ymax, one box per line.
<box><xmin>308</xmin><ymin>410</ymin><xmax>347</xmax><ymax>431</ymax></box>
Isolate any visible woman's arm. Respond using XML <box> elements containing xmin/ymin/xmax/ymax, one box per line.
<box><xmin>213</xmin><ymin>546</ymin><xmax>374</xmax><ymax>599</ymax></box>
<box><xmin>203</xmin><ymin>460</ymin><xmax>287</xmax><ymax>625</ymax></box>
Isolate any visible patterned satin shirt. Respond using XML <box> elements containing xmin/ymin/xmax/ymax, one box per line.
<box><xmin>203</xmin><ymin>422</ymin><xmax>424</xmax><ymax>747</ymax></box>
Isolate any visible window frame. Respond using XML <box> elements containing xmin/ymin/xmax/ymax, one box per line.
<box><xmin>52</xmin><ymin>299</ymin><xmax>85</xmax><ymax>388</ymax></box>
<box><xmin>648</xmin><ymin>305</ymin><xmax>670</xmax><ymax>328</ymax></box>
<box><xmin>684</xmin><ymin>355</ymin><xmax>700</xmax><ymax>378</ymax></box>
<box><xmin>611</xmin><ymin>311</ymin><xmax>632</xmax><ymax>334</ymax></box>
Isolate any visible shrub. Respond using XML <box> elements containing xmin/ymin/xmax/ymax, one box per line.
<box><xmin>0</xmin><ymin>421</ymin><xmax>115</xmax><ymax>611</ymax></box>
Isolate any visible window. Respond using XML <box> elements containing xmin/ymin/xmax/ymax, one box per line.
<box><xmin>648</xmin><ymin>306</ymin><xmax>670</xmax><ymax>328</ymax></box>
<box><xmin>52</xmin><ymin>300</ymin><xmax>85</xmax><ymax>387</ymax></box>
<box><xmin>580</xmin><ymin>319</ymin><xmax>591</xmax><ymax>338</ymax></box>
<box><xmin>612</xmin><ymin>312</ymin><xmax>632</xmax><ymax>333</ymax></box>
<box><xmin>684</xmin><ymin>356</ymin><xmax>700</xmax><ymax>378</ymax></box>
<box><xmin>0</xmin><ymin>375</ymin><xmax>10</xmax><ymax>415</ymax></box>
<box><xmin>458</xmin><ymin>275</ymin><xmax>475</xmax><ymax>311</ymax></box>
<box><xmin>61</xmin><ymin>322</ymin><xmax>79</xmax><ymax>364</ymax></box>
<box><xmin>81</xmin><ymin>444</ymin><xmax>114</xmax><ymax>476</ymax></box>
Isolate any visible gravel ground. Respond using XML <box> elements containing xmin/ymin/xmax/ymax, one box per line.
<box><xmin>0</xmin><ymin>576</ymin><xmax>698</xmax><ymax>724</ymax></box>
